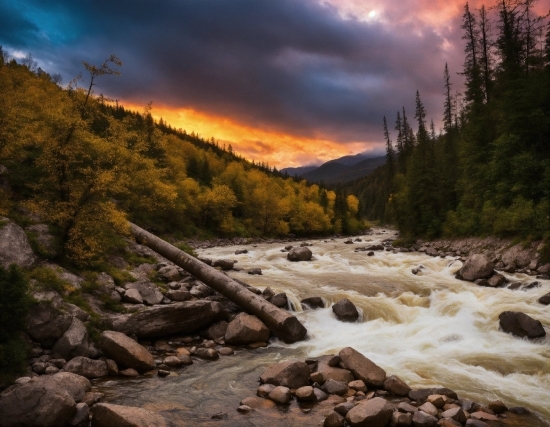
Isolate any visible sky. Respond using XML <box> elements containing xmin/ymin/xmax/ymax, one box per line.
<box><xmin>1</xmin><ymin>0</ymin><xmax>549</xmax><ymax>167</ymax></box>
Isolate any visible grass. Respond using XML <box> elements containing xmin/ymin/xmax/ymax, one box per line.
<box><xmin>174</xmin><ymin>241</ymin><xmax>197</xmax><ymax>257</ymax></box>
<box><xmin>28</xmin><ymin>266</ymin><xmax>76</xmax><ymax>294</ymax></box>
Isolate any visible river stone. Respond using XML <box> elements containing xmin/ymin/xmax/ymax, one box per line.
<box><xmin>99</xmin><ymin>331</ymin><xmax>155</xmax><ymax>371</ymax></box>
<box><xmin>165</xmin><ymin>289</ymin><xmax>191</xmax><ymax>302</ymax></box>
<box><xmin>64</xmin><ymin>357</ymin><xmax>108</xmax><ymax>379</ymax></box>
<box><xmin>345</xmin><ymin>396</ymin><xmax>393</xmax><ymax>427</ymax></box>
<box><xmin>225</xmin><ymin>313</ymin><xmax>270</xmax><ymax>344</ymax></box>
<box><xmin>295</xmin><ymin>386</ymin><xmax>315</xmax><ymax>401</ymax></box>
<box><xmin>488</xmin><ymin>399</ymin><xmax>507</xmax><ymax>414</ymax></box>
<box><xmin>498</xmin><ymin>311</ymin><xmax>546</xmax><ymax>338</ymax></box>
<box><xmin>418</xmin><ymin>402</ymin><xmax>438</xmax><ymax>416</ymax></box>
<box><xmin>332</xmin><ymin>299</ymin><xmax>359</xmax><ymax>322</ymax></box>
<box><xmin>335</xmin><ymin>401</ymin><xmax>355</xmax><ymax>416</ymax></box>
<box><xmin>538</xmin><ymin>292</ymin><xmax>550</xmax><ymax>305</ymax></box>
<box><xmin>163</xmin><ymin>356</ymin><xmax>182</xmax><ymax>367</ymax></box>
<box><xmin>91</xmin><ymin>403</ymin><xmax>167</xmax><ymax>427</ymax></box>
<box><xmin>257</xmin><ymin>384</ymin><xmax>276</xmax><ymax>397</ymax></box>
<box><xmin>204</xmin><ymin>320</ymin><xmax>228</xmax><ymax>340</ymax></box>
<box><xmin>316</xmin><ymin>362</ymin><xmax>354</xmax><ymax>384</ymax></box>
<box><xmin>338</xmin><ymin>347</ymin><xmax>386</xmax><ymax>387</ymax></box>
<box><xmin>125</xmin><ymin>281</ymin><xmax>164</xmax><ymax>305</ymax></box>
<box><xmin>260</xmin><ymin>360</ymin><xmax>311</xmax><ymax>389</ymax></box>
<box><xmin>248</xmin><ymin>268</ymin><xmax>262</xmax><ymax>275</ymax></box>
<box><xmin>412</xmin><ymin>410</ymin><xmax>438</xmax><ymax>427</ymax></box>
<box><xmin>194</xmin><ymin>348</ymin><xmax>219</xmax><ymax>359</ymax></box>
<box><xmin>212</xmin><ymin>259</ymin><xmax>235</xmax><ymax>270</ymax></box>
<box><xmin>439</xmin><ymin>419</ymin><xmax>462</xmax><ymax>427</ymax></box>
<box><xmin>384</xmin><ymin>375</ymin><xmax>411</xmax><ymax>396</ymax></box>
<box><xmin>408</xmin><ymin>388</ymin><xmax>458</xmax><ymax>402</ymax></box>
<box><xmin>301</xmin><ymin>297</ymin><xmax>325</xmax><ymax>309</ymax></box>
<box><xmin>267</xmin><ymin>386</ymin><xmax>291</xmax><ymax>404</ymax></box>
<box><xmin>390</xmin><ymin>411</ymin><xmax>413</xmax><ymax>426</ymax></box>
<box><xmin>123</xmin><ymin>288</ymin><xmax>143</xmax><ymax>304</ymax></box>
<box><xmin>287</xmin><ymin>247</ymin><xmax>312</xmax><ymax>261</ymax></box>
<box><xmin>0</xmin><ymin>218</ymin><xmax>36</xmax><ymax>268</ymax></box>
<box><xmin>349</xmin><ymin>379</ymin><xmax>367</xmax><ymax>392</ymax></box>
<box><xmin>538</xmin><ymin>263</ymin><xmax>550</xmax><ymax>274</ymax></box>
<box><xmin>270</xmin><ymin>292</ymin><xmax>288</xmax><ymax>308</ymax></box>
<box><xmin>324</xmin><ymin>411</ymin><xmax>345</xmax><ymax>427</ymax></box>
<box><xmin>52</xmin><ymin>318</ymin><xmax>90</xmax><ymax>360</ymax></box>
<box><xmin>470</xmin><ymin>411</ymin><xmax>499</xmax><ymax>422</ymax></box>
<box><xmin>397</xmin><ymin>402</ymin><xmax>418</xmax><ymax>413</ymax></box>
<box><xmin>465</xmin><ymin>420</ymin><xmax>489</xmax><ymax>427</ymax></box>
<box><xmin>487</xmin><ymin>273</ymin><xmax>506</xmax><ymax>287</ymax></box>
<box><xmin>441</xmin><ymin>407</ymin><xmax>468</xmax><ymax>423</ymax></box>
<box><xmin>109</xmin><ymin>301</ymin><xmax>227</xmax><ymax>338</ymax></box>
<box><xmin>323</xmin><ymin>379</ymin><xmax>348</xmax><ymax>396</ymax></box>
<box><xmin>457</xmin><ymin>254</ymin><xmax>494</xmax><ymax>281</ymax></box>
<box><xmin>25</xmin><ymin>302</ymin><xmax>73</xmax><ymax>346</ymax></box>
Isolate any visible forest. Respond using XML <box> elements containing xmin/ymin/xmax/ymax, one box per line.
<box><xmin>349</xmin><ymin>0</ymin><xmax>550</xmax><ymax>256</ymax></box>
<box><xmin>0</xmin><ymin>49</ymin><xmax>363</xmax><ymax>268</ymax></box>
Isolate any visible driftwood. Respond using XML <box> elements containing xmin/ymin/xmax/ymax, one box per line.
<box><xmin>130</xmin><ymin>222</ymin><xmax>307</xmax><ymax>343</ymax></box>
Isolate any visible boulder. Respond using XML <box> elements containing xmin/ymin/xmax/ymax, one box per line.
<box><xmin>538</xmin><ymin>292</ymin><xmax>550</xmax><ymax>305</ymax></box>
<box><xmin>96</xmin><ymin>273</ymin><xmax>115</xmax><ymax>293</ymax></box>
<box><xmin>248</xmin><ymin>268</ymin><xmax>262</xmax><ymax>275</ymax></box>
<box><xmin>345</xmin><ymin>397</ymin><xmax>394</xmax><ymax>427</ymax></box>
<box><xmin>338</xmin><ymin>347</ymin><xmax>386</xmax><ymax>387</ymax></box>
<box><xmin>301</xmin><ymin>297</ymin><xmax>325</xmax><ymax>309</ymax></box>
<box><xmin>212</xmin><ymin>259</ymin><xmax>235</xmax><ymax>270</ymax></box>
<box><xmin>260</xmin><ymin>360</ymin><xmax>311</xmax><ymax>389</ymax></box>
<box><xmin>384</xmin><ymin>375</ymin><xmax>411</xmax><ymax>396</ymax></box>
<box><xmin>125</xmin><ymin>281</ymin><xmax>164</xmax><ymax>305</ymax></box>
<box><xmin>486</xmin><ymin>273</ymin><xmax>506</xmax><ymax>287</ymax></box>
<box><xmin>235</xmin><ymin>249</ymin><xmax>248</xmax><ymax>255</ymax></box>
<box><xmin>99</xmin><ymin>331</ymin><xmax>155</xmax><ymax>371</ymax></box>
<box><xmin>41</xmin><ymin>372</ymin><xmax>91</xmax><ymax>402</ymax></box>
<box><xmin>332</xmin><ymin>299</ymin><xmax>359</xmax><ymax>322</ymax></box>
<box><xmin>64</xmin><ymin>357</ymin><xmax>108</xmax><ymax>379</ymax></box>
<box><xmin>165</xmin><ymin>289</ymin><xmax>191</xmax><ymax>302</ymax></box>
<box><xmin>257</xmin><ymin>384</ymin><xmax>276</xmax><ymax>397</ymax></box>
<box><xmin>157</xmin><ymin>266</ymin><xmax>180</xmax><ymax>282</ymax></box>
<box><xmin>499</xmin><ymin>311</ymin><xmax>546</xmax><ymax>339</ymax></box>
<box><xmin>0</xmin><ymin>218</ymin><xmax>36</xmax><ymax>268</ymax></box>
<box><xmin>412</xmin><ymin>411</ymin><xmax>438</xmax><ymax>427</ymax></box>
<box><xmin>408</xmin><ymin>388</ymin><xmax>458</xmax><ymax>402</ymax></box>
<box><xmin>52</xmin><ymin>318</ymin><xmax>90</xmax><ymax>360</ymax></box>
<box><xmin>457</xmin><ymin>254</ymin><xmax>494</xmax><ymax>281</ymax></box>
<box><xmin>418</xmin><ymin>402</ymin><xmax>438</xmax><ymax>416</ymax></box>
<box><xmin>335</xmin><ymin>401</ymin><xmax>355</xmax><ymax>416</ymax></box>
<box><xmin>287</xmin><ymin>247</ymin><xmax>312</xmax><ymax>262</ymax></box>
<box><xmin>225</xmin><ymin>313</ymin><xmax>270</xmax><ymax>344</ymax></box>
<box><xmin>488</xmin><ymin>400</ymin><xmax>507</xmax><ymax>414</ymax></box>
<box><xmin>109</xmin><ymin>301</ymin><xmax>227</xmax><ymax>338</ymax></box>
<box><xmin>441</xmin><ymin>407</ymin><xmax>468</xmax><ymax>423</ymax></box>
<box><xmin>270</xmin><ymin>292</ymin><xmax>288</xmax><ymax>309</ymax></box>
<box><xmin>470</xmin><ymin>411</ymin><xmax>499</xmax><ymax>422</ymax></box>
<box><xmin>194</xmin><ymin>348</ymin><xmax>219</xmax><ymax>360</ymax></box>
<box><xmin>538</xmin><ymin>263</ymin><xmax>550</xmax><ymax>274</ymax></box>
<box><xmin>25</xmin><ymin>302</ymin><xmax>73</xmax><ymax>347</ymax></box>
<box><xmin>324</xmin><ymin>411</ymin><xmax>345</xmax><ymax>427</ymax></box>
<box><xmin>390</xmin><ymin>411</ymin><xmax>413</xmax><ymax>426</ymax></box>
<box><xmin>70</xmin><ymin>402</ymin><xmax>89</xmax><ymax>426</ymax></box>
<box><xmin>349</xmin><ymin>379</ymin><xmax>367</xmax><ymax>392</ymax></box>
<box><xmin>323</xmin><ymin>379</ymin><xmax>348</xmax><ymax>396</ymax></box>
<box><xmin>267</xmin><ymin>386</ymin><xmax>291</xmax><ymax>404</ymax></box>
<box><xmin>295</xmin><ymin>386</ymin><xmax>315</xmax><ymax>401</ymax></box>
<box><xmin>91</xmin><ymin>403</ymin><xmax>167</xmax><ymax>427</ymax></box>
<box><xmin>203</xmin><ymin>320</ymin><xmax>228</xmax><ymax>340</ymax></box>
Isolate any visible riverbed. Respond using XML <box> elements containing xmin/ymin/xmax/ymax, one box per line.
<box><xmin>98</xmin><ymin>229</ymin><xmax>550</xmax><ymax>426</ymax></box>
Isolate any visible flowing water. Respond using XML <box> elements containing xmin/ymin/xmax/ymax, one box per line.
<box><xmin>98</xmin><ymin>229</ymin><xmax>550</xmax><ymax>426</ymax></box>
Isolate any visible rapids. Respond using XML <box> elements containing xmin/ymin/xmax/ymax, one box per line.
<box><xmin>98</xmin><ymin>229</ymin><xmax>550</xmax><ymax>426</ymax></box>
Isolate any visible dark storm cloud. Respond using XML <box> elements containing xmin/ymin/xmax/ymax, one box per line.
<box><xmin>0</xmin><ymin>0</ymin><xmax>462</xmax><ymax>143</ymax></box>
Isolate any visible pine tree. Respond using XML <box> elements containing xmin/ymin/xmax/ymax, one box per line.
<box><xmin>383</xmin><ymin>116</ymin><xmax>395</xmax><ymax>179</ymax></box>
<box><xmin>478</xmin><ymin>5</ymin><xmax>493</xmax><ymax>101</ymax></box>
<box><xmin>443</xmin><ymin>63</ymin><xmax>454</xmax><ymax>132</ymax></box>
<box><xmin>461</xmin><ymin>3</ymin><xmax>484</xmax><ymax>105</ymax></box>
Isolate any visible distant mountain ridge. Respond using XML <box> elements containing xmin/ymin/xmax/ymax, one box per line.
<box><xmin>281</xmin><ymin>151</ymin><xmax>385</xmax><ymax>184</ymax></box>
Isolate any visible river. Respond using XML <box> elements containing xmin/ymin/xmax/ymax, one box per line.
<box><xmin>98</xmin><ymin>229</ymin><xmax>550</xmax><ymax>426</ymax></box>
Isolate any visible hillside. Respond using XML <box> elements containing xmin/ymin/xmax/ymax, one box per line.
<box><xmin>301</xmin><ymin>155</ymin><xmax>385</xmax><ymax>184</ymax></box>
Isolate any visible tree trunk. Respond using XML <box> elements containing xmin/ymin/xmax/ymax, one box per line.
<box><xmin>129</xmin><ymin>222</ymin><xmax>307</xmax><ymax>343</ymax></box>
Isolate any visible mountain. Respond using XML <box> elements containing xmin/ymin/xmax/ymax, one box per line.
<box><xmin>281</xmin><ymin>165</ymin><xmax>318</xmax><ymax>177</ymax></box>
<box><xmin>301</xmin><ymin>155</ymin><xmax>385</xmax><ymax>184</ymax></box>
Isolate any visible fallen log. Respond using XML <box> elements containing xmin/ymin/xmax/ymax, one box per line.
<box><xmin>129</xmin><ymin>222</ymin><xmax>307</xmax><ymax>343</ymax></box>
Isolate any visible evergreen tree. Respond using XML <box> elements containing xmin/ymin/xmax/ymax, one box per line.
<box><xmin>461</xmin><ymin>3</ymin><xmax>484</xmax><ymax>105</ymax></box>
<box><xmin>383</xmin><ymin>116</ymin><xmax>395</xmax><ymax>179</ymax></box>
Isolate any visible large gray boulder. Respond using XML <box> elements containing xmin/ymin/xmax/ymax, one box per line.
<box><xmin>109</xmin><ymin>301</ymin><xmax>227</xmax><ymax>338</ymax></box>
<box><xmin>225</xmin><ymin>313</ymin><xmax>270</xmax><ymax>344</ymax></box>
<box><xmin>457</xmin><ymin>254</ymin><xmax>494</xmax><ymax>281</ymax></box>
<box><xmin>260</xmin><ymin>360</ymin><xmax>311</xmax><ymax>389</ymax></box>
<box><xmin>91</xmin><ymin>403</ymin><xmax>168</xmax><ymax>427</ymax></box>
<box><xmin>345</xmin><ymin>397</ymin><xmax>394</xmax><ymax>427</ymax></box>
<box><xmin>124</xmin><ymin>281</ymin><xmax>164</xmax><ymax>305</ymax></box>
<box><xmin>0</xmin><ymin>217</ymin><xmax>36</xmax><ymax>268</ymax></box>
<box><xmin>499</xmin><ymin>311</ymin><xmax>546</xmax><ymax>339</ymax></box>
<box><xmin>25</xmin><ymin>302</ymin><xmax>73</xmax><ymax>347</ymax></box>
<box><xmin>338</xmin><ymin>347</ymin><xmax>386</xmax><ymax>387</ymax></box>
<box><xmin>64</xmin><ymin>357</ymin><xmax>108</xmax><ymax>379</ymax></box>
<box><xmin>52</xmin><ymin>318</ymin><xmax>90</xmax><ymax>360</ymax></box>
<box><xmin>332</xmin><ymin>299</ymin><xmax>359</xmax><ymax>322</ymax></box>
<box><xmin>99</xmin><ymin>331</ymin><xmax>155</xmax><ymax>371</ymax></box>
<box><xmin>287</xmin><ymin>247</ymin><xmax>312</xmax><ymax>262</ymax></box>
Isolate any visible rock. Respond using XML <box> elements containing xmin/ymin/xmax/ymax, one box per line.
<box><xmin>538</xmin><ymin>292</ymin><xmax>550</xmax><ymax>305</ymax></box>
<box><xmin>198</xmin><ymin>257</ymin><xmax>212</xmax><ymax>265</ymax></box>
<box><xmin>123</xmin><ymin>288</ymin><xmax>144</xmax><ymax>304</ymax></box>
<box><xmin>499</xmin><ymin>311</ymin><xmax>546</xmax><ymax>338</ymax></box>
<box><xmin>441</xmin><ymin>407</ymin><xmax>468</xmax><ymax>423</ymax></box>
<box><xmin>237</xmin><ymin>405</ymin><xmax>253</xmax><ymax>413</ymax></box>
<box><xmin>96</xmin><ymin>273</ymin><xmax>115</xmax><ymax>293</ymax></box>
<box><xmin>349</xmin><ymin>379</ymin><xmax>367</xmax><ymax>392</ymax></box>
<box><xmin>165</xmin><ymin>289</ymin><xmax>191</xmax><ymax>302</ymax></box>
<box><xmin>212</xmin><ymin>259</ymin><xmax>235</xmax><ymax>270</ymax></box>
<box><xmin>45</xmin><ymin>366</ymin><xmax>60</xmax><ymax>375</ymax></box>
<box><xmin>235</xmin><ymin>249</ymin><xmax>248</xmax><ymax>255</ymax></box>
<box><xmin>538</xmin><ymin>263</ymin><xmax>550</xmax><ymax>274</ymax></box>
<box><xmin>332</xmin><ymin>299</ymin><xmax>359</xmax><ymax>322</ymax></box>
<box><xmin>457</xmin><ymin>254</ymin><xmax>494</xmax><ymax>281</ymax></box>
<box><xmin>323</xmin><ymin>379</ymin><xmax>348</xmax><ymax>396</ymax></box>
<box><xmin>260</xmin><ymin>360</ymin><xmax>311</xmax><ymax>389</ymax></box>
<box><xmin>157</xmin><ymin>266</ymin><xmax>180</xmax><ymax>282</ymax></box>
<box><xmin>262</xmin><ymin>287</ymin><xmax>275</xmax><ymax>299</ymax></box>
<box><xmin>316</xmin><ymin>356</ymin><xmax>354</xmax><ymax>384</ymax></box>
<box><xmin>204</xmin><ymin>320</ymin><xmax>228</xmax><ymax>340</ymax></box>
<box><xmin>397</xmin><ymin>402</ymin><xmax>418</xmax><ymax>413</ymax></box>
<box><xmin>225</xmin><ymin>313</ymin><xmax>270</xmax><ymax>344</ymax></box>
<box><xmin>99</xmin><ymin>330</ymin><xmax>155</xmax><ymax>371</ymax></box>
<box><xmin>338</xmin><ymin>347</ymin><xmax>386</xmax><ymax>387</ymax></box>
<box><xmin>105</xmin><ymin>359</ymin><xmax>118</xmax><ymax>376</ymax></box>
<box><xmin>335</xmin><ymin>401</ymin><xmax>355</xmax><ymax>416</ymax></box>
<box><xmin>384</xmin><ymin>375</ymin><xmax>411</xmax><ymax>396</ymax></box>
<box><xmin>109</xmin><ymin>301</ymin><xmax>227</xmax><ymax>338</ymax></box>
<box><xmin>163</xmin><ymin>356</ymin><xmax>182</xmax><ymax>367</ymax></box>
<box><xmin>190</xmin><ymin>282</ymin><xmax>214</xmax><ymax>298</ymax></box>
<box><xmin>486</xmin><ymin>273</ymin><xmax>506</xmax><ymax>287</ymax></box>
<box><xmin>81</xmin><ymin>391</ymin><xmax>104</xmax><ymax>407</ymax></box>
<box><xmin>345</xmin><ymin>396</ymin><xmax>394</xmax><ymax>427</ymax></box>
<box><xmin>52</xmin><ymin>318</ymin><xmax>90</xmax><ymax>360</ymax></box>
<box><xmin>64</xmin><ymin>357</ymin><xmax>108</xmax><ymax>379</ymax></box>
<box><xmin>314</xmin><ymin>388</ymin><xmax>329</xmax><ymax>401</ymax></box>
<box><xmin>488</xmin><ymin>399</ymin><xmax>507</xmax><ymax>414</ymax></box>
<box><xmin>301</xmin><ymin>297</ymin><xmax>325</xmax><ymax>309</ymax></box>
<box><xmin>257</xmin><ymin>384</ymin><xmax>276</xmax><ymax>397</ymax></box>
<box><xmin>25</xmin><ymin>302</ymin><xmax>73</xmax><ymax>346</ymax></box>
<box><xmin>465</xmin><ymin>420</ymin><xmax>488</xmax><ymax>427</ymax></box>
<box><xmin>267</xmin><ymin>386</ymin><xmax>291</xmax><ymax>404</ymax></box>
<box><xmin>194</xmin><ymin>348</ymin><xmax>219</xmax><ymax>360</ymax></box>
<box><xmin>119</xmin><ymin>368</ymin><xmax>139</xmax><ymax>377</ymax></box>
<box><xmin>412</xmin><ymin>411</ymin><xmax>438</xmax><ymax>427</ymax></box>
<box><xmin>125</xmin><ymin>281</ymin><xmax>164</xmax><ymax>305</ymax></box>
<box><xmin>418</xmin><ymin>402</ymin><xmax>438</xmax><ymax>416</ymax></box>
<box><xmin>409</xmin><ymin>388</ymin><xmax>458</xmax><ymax>402</ymax></box>
<box><xmin>91</xmin><ymin>403</ymin><xmax>167</xmax><ymax>427</ymax></box>
<box><xmin>295</xmin><ymin>386</ymin><xmax>315</xmax><ymax>401</ymax></box>
<box><xmin>287</xmin><ymin>247</ymin><xmax>312</xmax><ymax>262</ymax></box>
<box><xmin>390</xmin><ymin>411</ymin><xmax>413</xmax><ymax>426</ymax></box>
<box><xmin>0</xmin><ymin>218</ymin><xmax>36</xmax><ymax>268</ymax></box>
<box><xmin>438</xmin><ymin>419</ymin><xmax>462</xmax><ymax>427</ymax></box>
<box><xmin>426</xmin><ymin>394</ymin><xmax>446</xmax><ymax>408</ymax></box>
<box><xmin>324</xmin><ymin>411</ymin><xmax>345</xmax><ymax>427</ymax></box>
<box><xmin>470</xmin><ymin>411</ymin><xmax>499</xmax><ymax>422</ymax></box>
<box><xmin>248</xmin><ymin>268</ymin><xmax>262</xmax><ymax>275</ymax></box>
<box><xmin>42</xmin><ymin>372</ymin><xmax>91</xmax><ymax>402</ymax></box>
<box><xmin>70</xmin><ymin>402</ymin><xmax>89</xmax><ymax>426</ymax></box>
<box><xmin>270</xmin><ymin>292</ymin><xmax>288</xmax><ymax>308</ymax></box>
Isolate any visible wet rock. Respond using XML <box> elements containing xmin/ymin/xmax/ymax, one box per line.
<box><xmin>109</xmin><ymin>301</ymin><xmax>227</xmax><ymax>338</ymax></box>
<box><xmin>70</xmin><ymin>402</ymin><xmax>89</xmax><ymax>426</ymax></box>
<box><xmin>538</xmin><ymin>292</ymin><xmax>550</xmax><ymax>305</ymax></box>
<box><xmin>334</xmin><ymin>401</ymin><xmax>355</xmax><ymax>416</ymax></box>
<box><xmin>332</xmin><ymin>299</ymin><xmax>359</xmax><ymax>322</ymax></box>
<box><xmin>248</xmin><ymin>268</ymin><xmax>262</xmax><ymax>275</ymax></box>
<box><xmin>487</xmin><ymin>399</ymin><xmax>507</xmax><ymax>414</ymax></box>
<box><xmin>345</xmin><ymin>396</ymin><xmax>393</xmax><ymax>427</ymax></box>
<box><xmin>91</xmin><ymin>403</ymin><xmax>167</xmax><ymax>427</ymax></box>
<box><xmin>438</xmin><ymin>419</ymin><xmax>462</xmax><ymax>427</ymax></box>
<box><xmin>397</xmin><ymin>402</ymin><xmax>418</xmax><ymax>413</ymax></box>
<box><xmin>412</xmin><ymin>410</ymin><xmax>438</xmax><ymax>427</ymax></box>
<box><xmin>64</xmin><ymin>357</ymin><xmax>108</xmax><ymax>379</ymax></box>
<box><xmin>301</xmin><ymin>297</ymin><xmax>325</xmax><ymax>309</ymax></box>
<box><xmin>194</xmin><ymin>348</ymin><xmax>219</xmax><ymax>360</ymax></box>
<box><xmin>99</xmin><ymin>330</ymin><xmax>155</xmax><ymax>371</ymax></box>
<box><xmin>235</xmin><ymin>249</ymin><xmax>248</xmax><ymax>255</ymax></box>
<box><xmin>165</xmin><ymin>289</ymin><xmax>191</xmax><ymax>302</ymax></box>
<box><xmin>123</xmin><ymin>288</ymin><xmax>143</xmax><ymax>304</ymax></box>
<box><xmin>260</xmin><ymin>360</ymin><xmax>311</xmax><ymax>389</ymax></box>
<box><xmin>470</xmin><ymin>411</ymin><xmax>499</xmax><ymax>422</ymax></box>
<box><xmin>257</xmin><ymin>384</ymin><xmax>276</xmax><ymax>397</ymax></box>
<box><xmin>486</xmin><ymin>273</ymin><xmax>506</xmax><ymax>287</ymax></box>
<box><xmin>349</xmin><ymin>379</ymin><xmax>367</xmax><ymax>392</ymax></box>
<box><xmin>538</xmin><ymin>263</ymin><xmax>550</xmax><ymax>274</ymax></box>
<box><xmin>203</xmin><ymin>320</ymin><xmax>228</xmax><ymax>341</ymax></box>
<box><xmin>104</xmin><ymin>359</ymin><xmax>118</xmax><ymax>376</ymax></box>
<box><xmin>163</xmin><ymin>356</ymin><xmax>182</xmax><ymax>367</ymax></box>
<box><xmin>0</xmin><ymin>217</ymin><xmax>36</xmax><ymax>268</ymax></box>
<box><xmin>426</xmin><ymin>394</ymin><xmax>446</xmax><ymax>408</ymax></box>
<box><xmin>324</xmin><ymin>411</ymin><xmax>345</xmax><ymax>427</ymax></box>
<box><xmin>211</xmin><ymin>412</ymin><xmax>228</xmax><ymax>420</ymax></box>
<box><xmin>465</xmin><ymin>420</ymin><xmax>488</xmax><ymax>427</ymax></box>
<box><xmin>25</xmin><ymin>302</ymin><xmax>73</xmax><ymax>347</ymax></box>
<box><xmin>384</xmin><ymin>375</ymin><xmax>411</xmax><ymax>396</ymax></box>
<box><xmin>225</xmin><ymin>313</ymin><xmax>270</xmax><ymax>344</ymax></box>
<box><xmin>240</xmin><ymin>396</ymin><xmax>276</xmax><ymax>410</ymax></box>
<box><xmin>237</xmin><ymin>405</ymin><xmax>253</xmax><ymax>413</ymax></box>
<box><xmin>315</xmin><ymin>355</ymin><xmax>354</xmax><ymax>384</ymax></box>
<box><xmin>338</xmin><ymin>347</ymin><xmax>386</xmax><ymax>387</ymax></box>
<box><xmin>457</xmin><ymin>254</ymin><xmax>494</xmax><ymax>281</ymax></box>
<box><xmin>323</xmin><ymin>379</ymin><xmax>348</xmax><ymax>396</ymax></box>
<box><xmin>498</xmin><ymin>311</ymin><xmax>546</xmax><ymax>339</ymax></box>
<box><xmin>314</xmin><ymin>388</ymin><xmax>329</xmax><ymax>401</ymax></box>
<box><xmin>295</xmin><ymin>386</ymin><xmax>315</xmax><ymax>401</ymax></box>
<box><xmin>418</xmin><ymin>402</ymin><xmax>438</xmax><ymax>417</ymax></box>
<box><xmin>81</xmin><ymin>391</ymin><xmax>104</xmax><ymax>407</ymax></box>
<box><xmin>119</xmin><ymin>368</ymin><xmax>139</xmax><ymax>377</ymax></box>
<box><xmin>212</xmin><ymin>259</ymin><xmax>235</xmax><ymax>270</ymax></box>
<box><xmin>287</xmin><ymin>247</ymin><xmax>312</xmax><ymax>262</ymax></box>
<box><xmin>409</xmin><ymin>388</ymin><xmax>458</xmax><ymax>402</ymax></box>
<box><xmin>52</xmin><ymin>318</ymin><xmax>90</xmax><ymax>360</ymax></box>
<box><xmin>441</xmin><ymin>407</ymin><xmax>468</xmax><ymax>423</ymax></box>
<box><xmin>390</xmin><ymin>411</ymin><xmax>413</xmax><ymax>426</ymax></box>
<box><xmin>267</xmin><ymin>386</ymin><xmax>291</xmax><ymax>404</ymax></box>
<box><xmin>270</xmin><ymin>292</ymin><xmax>288</xmax><ymax>308</ymax></box>
<box><xmin>198</xmin><ymin>257</ymin><xmax>212</xmax><ymax>265</ymax></box>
